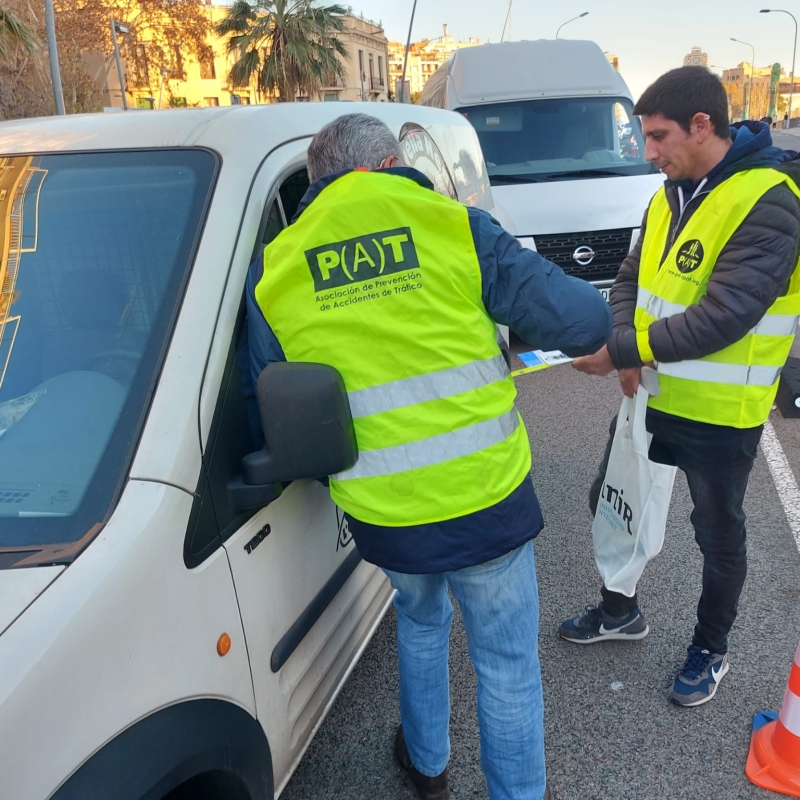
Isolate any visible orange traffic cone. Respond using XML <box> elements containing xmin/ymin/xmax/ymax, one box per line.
<box><xmin>746</xmin><ymin>639</ymin><xmax>800</xmax><ymax>797</ymax></box>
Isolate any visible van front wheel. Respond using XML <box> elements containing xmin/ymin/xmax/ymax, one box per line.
<box><xmin>163</xmin><ymin>770</ymin><xmax>252</xmax><ymax>800</ymax></box>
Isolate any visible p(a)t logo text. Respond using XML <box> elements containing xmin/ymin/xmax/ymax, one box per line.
<box><xmin>305</xmin><ymin>227</ymin><xmax>420</xmax><ymax>292</ymax></box>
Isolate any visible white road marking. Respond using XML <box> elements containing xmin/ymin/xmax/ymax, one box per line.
<box><xmin>761</xmin><ymin>420</ymin><xmax>800</xmax><ymax>554</ymax></box>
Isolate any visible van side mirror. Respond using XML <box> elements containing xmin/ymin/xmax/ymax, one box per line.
<box><xmin>227</xmin><ymin>363</ymin><xmax>357</xmax><ymax>512</ymax></box>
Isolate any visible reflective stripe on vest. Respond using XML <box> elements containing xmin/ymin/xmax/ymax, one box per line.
<box><xmin>636</xmin><ymin>168</ymin><xmax>800</xmax><ymax>428</ymax></box>
<box><xmin>348</xmin><ymin>353</ymin><xmax>509</xmax><ymax>419</ymax></box>
<box><xmin>657</xmin><ymin>361</ymin><xmax>782</xmax><ymax>387</ymax></box>
<box><xmin>254</xmin><ymin>171</ymin><xmax>531</xmax><ymax>526</ymax></box>
<box><xmin>334</xmin><ymin>408</ymin><xmax>520</xmax><ymax>480</ymax></box>
<box><xmin>637</xmin><ymin>288</ymin><xmax>800</xmax><ymax>336</ymax></box>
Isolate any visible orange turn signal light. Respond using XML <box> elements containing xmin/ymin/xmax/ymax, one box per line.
<box><xmin>217</xmin><ymin>633</ymin><xmax>232</xmax><ymax>657</ymax></box>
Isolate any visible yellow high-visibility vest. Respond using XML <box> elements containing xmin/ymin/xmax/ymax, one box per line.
<box><xmin>255</xmin><ymin>171</ymin><xmax>531</xmax><ymax>526</ymax></box>
<box><xmin>636</xmin><ymin>168</ymin><xmax>800</xmax><ymax>428</ymax></box>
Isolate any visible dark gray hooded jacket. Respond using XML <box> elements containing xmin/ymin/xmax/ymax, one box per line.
<box><xmin>608</xmin><ymin>121</ymin><xmax>800</xmax><ymax>369</ymax></box>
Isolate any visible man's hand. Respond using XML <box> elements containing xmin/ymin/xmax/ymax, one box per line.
<box><xmin>573</xmin><ymin>345</ymin><xmax>646</xmax><ymax>398</ymax></box>
<box><xmin>572</xmin><ymin>344</ymin><xmax>615</xmax><ymax>376</ymax></box>
<box><xmin>618</xmin><ymin>368</ymin><xmax>641</xmax><ymax>398</ymax></box>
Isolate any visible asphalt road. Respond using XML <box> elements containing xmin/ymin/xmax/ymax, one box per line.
<box><xmin>282</xmin><ymin>337</ymin><xmax>800</xmax><ymax>800</ymax></box>
<box><xmin>771</xmin><ymin>128</ymin><xmax>800</xmax><ymax>152</ymax></box>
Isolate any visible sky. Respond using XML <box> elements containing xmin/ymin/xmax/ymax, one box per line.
<box><xmin>348</xmin><ymin>0</ymin><xmax>800</xmax><ymax>100</ymax></box>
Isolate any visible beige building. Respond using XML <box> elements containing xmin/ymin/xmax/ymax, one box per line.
<box><xmin>89</xmin><ymin>7</ymin><xmax>388</xmax><ymax>108</ymax></box>
<box><xmin>718</xmin><ymin>63</ymin><xmax>800</xmax><ymax>120</ymax></box>
<box><xmin>320</xmin><ymin>15</ymin><xmax>389</xmax><ymax>102</ymax></box>
<box><xmin>389</xmin><ymin>25</ymin><xmax>480</xmax><ymax>100</ymax></box>
<box><xmin>87</xmin><ymin>4</ymin><xmax>258</xmax><ymax>109</ymax></box>
<box><xmin>721</xmin><ymin>62</ymin><xmax>775</xmax><ymax>85</ymax></box>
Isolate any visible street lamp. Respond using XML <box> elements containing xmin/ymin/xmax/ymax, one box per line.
<box><xmin>556</xmin><ymin>12</ymin><xmax>588</xmax><ymax>39</ymax></box>
<box><xmin>44</xmin><ymin>0</ymin><xmax>65</xmax><ymax>115</ymax></box>
<box><xmin>731</xmin><ymin>37</ymin><xmax>755</xmax><ymax>119</ymax></box>
<box><xmin>398</xmin><ymin>0</ymin><xmax>418</xmax><ymax>103</ymax></box>
<box><xmin>761</xmin><ymin>9</ymin><xmax>798</xmax><ymax>127</ymax></box>
<box><xmin>110</xmin><ymin>19</ymin><xmax>129</xmax><ymax>111</ymax></box>
<box><xmin>157</xmin><ymin>67</ymin><xmax>172</xmax><ymax>110</ymax></box>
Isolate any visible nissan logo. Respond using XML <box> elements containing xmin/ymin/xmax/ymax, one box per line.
<box><xmin>572</xmin><ymin>246</ymin><xmax>597</xmax><ymax>266</ymax></box>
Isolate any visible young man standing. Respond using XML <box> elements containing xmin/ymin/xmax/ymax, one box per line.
<box><xmin>559</xmin><ymin>66</ymin><xmax>800</xmax><ymax>706</ymax></box>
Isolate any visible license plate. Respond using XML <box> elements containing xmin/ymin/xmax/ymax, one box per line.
<box><xmin>599</xmin><ymin>287</ymin><xmax>611</xmax><ymax>302</ymax></box>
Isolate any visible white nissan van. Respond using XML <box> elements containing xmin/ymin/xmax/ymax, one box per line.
<box><xmin>420</xmin><ymin>39</ymin><xmax>665</xmax><ymax>298</ymax></box>
<box><xmin>0</xmin><ymin>103</ymin><xmax>494</xmax><ymax>800</ymax></box>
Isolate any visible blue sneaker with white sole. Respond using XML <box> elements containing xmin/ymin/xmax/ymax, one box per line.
<box><xmin>669</xmin><ymin>645</ymin><xmax>729</xmax><ymax>707</ymax></box>
<box><xmin>558</xmin><ymin>602</ymin><xmax>649</xmax><ymax>644</ymax></box>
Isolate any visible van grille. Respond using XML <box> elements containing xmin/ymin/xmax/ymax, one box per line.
<box><xmin>529</xmin><ymin>228</ymin><xmax>633</xmax><ymax>283</ymax></box>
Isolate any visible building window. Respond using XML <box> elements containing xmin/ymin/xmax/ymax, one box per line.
<box><xmin>358</xmin><ymin>49</ymin><xmax>365</xmax><ymax>81</ymax></box>
<box><xmin>378</xmin><ymin>55</ymin><xmax>384</xmax><ymax>86</ymax></box>
<box><xmin>369</xmin><ymin>52</ymin><xmax>375</xmax><ymax>89</ymax></box>
<box><xmin>323</xmin><ymin>92</ymin><xmax>340</xmax><ymax>101</ymax></box>
<box><xmin>240</xmin><ymin>96</ymin><xmax>251</xmax><ymax>105</ymax></box>
<box><xmin>199</xmin><ymin>47</ymin><xmax>216</xmax><ymax>80</ymax></box>
<box><xmin>132</xmin><ymin>43</ymin><xmax>149</xmax><ymax>87</ymax></box>
<box><xmin>203</xmin><ymin>97</ymin><xmax>219</xmax><ymax>107</ymax></box>
<box><xmin>230</xmin><ymin>94</ymin><xmax>241</xmax><ymax>105</ymax></box>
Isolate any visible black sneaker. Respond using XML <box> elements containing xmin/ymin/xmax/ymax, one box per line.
<box><xmin>394</xmin><ymin>726</ymin><xmax>450</xmax><ymax>800</ymax></box>
<box><xmin>558</xmin><ymin>602</ymin><xmax>649</xmax><ymax>644</ymax></box>
<box><xmin>668</xmin><ymin>645</ymin><xmax>729</xmax><ymax>707</ymax></box>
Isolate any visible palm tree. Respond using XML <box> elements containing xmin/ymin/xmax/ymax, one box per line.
<box><xmin>0</xmin><ymin>4</ymin><xmax>41</xmax><ymax>61</ymax></box>
<box><xmin>216</xmin><ymin>0</ymin><xmax>348</xmax><ymax>102</ymax></box>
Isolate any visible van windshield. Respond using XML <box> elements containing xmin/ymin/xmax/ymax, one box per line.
<box><xmin>0</xmin><ymin>149</ymin><xmax>216</xmax><ymax>561</ymax></box>
<box><xmin>458</xmin><ymin>97</ymin><xmax>654</xmax><ymax>185</ymax></box>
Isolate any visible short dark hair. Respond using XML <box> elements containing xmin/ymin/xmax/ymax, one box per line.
<box><xmin>634</xmin><ymin>66</ymin><xmax>731</xmax><ymax>140</ymax></box>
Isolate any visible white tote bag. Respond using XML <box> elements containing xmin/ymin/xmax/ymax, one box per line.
<box><xmin>592</xmin><ymin>384</ymin><xmax>677</xmax><ymax>597</ymax></box>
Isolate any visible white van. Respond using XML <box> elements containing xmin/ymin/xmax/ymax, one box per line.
<box><xmin>420</xmin><ymin>39</ymin><xmax>665</xmax><ymax>297</ymax></box>
<box><xmin>0</xmin><ymin>103</ymin><xmax>495</xmax><ymax>800</ymax></box>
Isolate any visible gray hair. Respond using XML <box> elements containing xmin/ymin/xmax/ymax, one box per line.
<box><xmin>307</xmin><ymin>113</ymin><xmax>404</xmax><ymax>183</ymax></box>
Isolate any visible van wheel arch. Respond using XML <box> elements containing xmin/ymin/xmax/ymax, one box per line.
<box><xmin>52</xmin><ymin>699</ymin><xmax>273</xmax><ymax>800</ymax></box>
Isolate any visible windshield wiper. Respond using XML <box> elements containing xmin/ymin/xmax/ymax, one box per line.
<box><xmin>489</xmin><ymin>174</ymin><xmax>554</xmax><ymax>184</ymax></box>
<box><xmin>540</xmin><ymin>169</ymin><xmax>630</xmax><ymax>180</ymax></box>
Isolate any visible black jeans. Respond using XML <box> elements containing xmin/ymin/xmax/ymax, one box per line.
<box><xmin>589</xmin><ymin>409</ymin><xmax>763</xmax><ymax>654</ymax></box>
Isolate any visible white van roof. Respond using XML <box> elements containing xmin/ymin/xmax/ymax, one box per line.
<box><xmin>0</xmin><ymin>102</ymin><xmax>471</xmax><ymax>161</ymax></box>
<box><xmin>443</xmin><ymin>39</ymin><xmax>632</xmax><ymax>107</ymax></box>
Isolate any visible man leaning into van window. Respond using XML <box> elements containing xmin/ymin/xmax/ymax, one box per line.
<box><xmin>560</xmin><ymin>67</ymin><xmax>800</xmax><ymax>707</ymax></box>
<box><xmin>246</xmin><ymin>113</ymin><xmax>612</xmax><ymax>800</ymax></box>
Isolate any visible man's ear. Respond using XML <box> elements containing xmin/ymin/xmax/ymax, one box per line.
<box><xmin>379</xmin><ymin>155</ymin><xmax>397</xmax><ymax>169</ymax></box>
<box><xmin>691</xmin><ymin>112</ymin><xmax>713</xmax><ymax>142</ymax></box>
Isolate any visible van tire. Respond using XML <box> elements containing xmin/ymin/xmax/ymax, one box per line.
<box><xmin>163</xmin><ymin>770</ymin><xmax>252</xmax><ymax>800</ymax></box>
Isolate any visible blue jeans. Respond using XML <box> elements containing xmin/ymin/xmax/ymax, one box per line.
<box><xmin>384</xmin><ymin>541</ymin><xmax>546</xmax><ymax>800</ymax></box>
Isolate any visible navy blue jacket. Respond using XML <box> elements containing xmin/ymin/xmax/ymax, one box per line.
<box><xmin>247</xmin><ymin>167</ymin><xmax>612</xmax><ymax>573</ymax></box>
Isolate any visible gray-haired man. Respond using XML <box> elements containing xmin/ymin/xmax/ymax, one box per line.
<box><xmin>247</xmin><ymin>113</ymin><xmax>612</xmax><ymax>800</ymax></box>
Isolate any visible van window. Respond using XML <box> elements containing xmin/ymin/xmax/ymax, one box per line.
<box><xmin>458</xmin><ymin>97</ymin><xmax>653</xmax><ymax>185</ymax></box>
<box><xmin>0</xmin><ymin>149</ymin><xmax>216</xmax><ymax>555</ymax></box>
<box><xmin>188</xmin><ymin>167</ymin><xmax>305</xmax><ymax>564</ymax></box>
<box><xmin>278</xmin><ymin>169</ymin><xmax>310</xmax><ymax>223</ymax></box>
